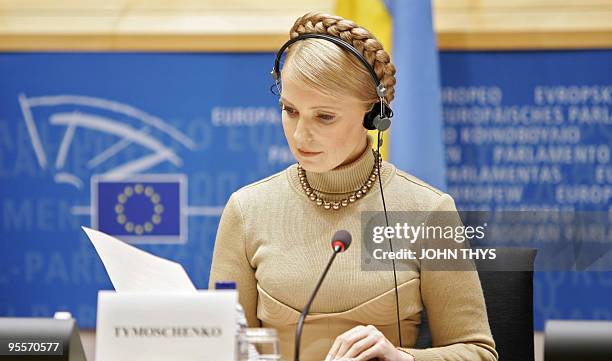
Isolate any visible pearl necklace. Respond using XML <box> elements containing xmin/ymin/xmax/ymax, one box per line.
<box><xmin>297</xmin><ymin>149</ymin><xmax>383</xmax><ymax>210</ymax></box>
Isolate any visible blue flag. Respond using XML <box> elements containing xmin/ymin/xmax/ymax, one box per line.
<box><xmin>384</xmin><ymin>0</ymin><xmax>446</xmax><ymax>190</ymax></box>
<box><xmin>93</xmin><ymin>175</ymin><xmax>185</xmax><ymax>243</ymax></box>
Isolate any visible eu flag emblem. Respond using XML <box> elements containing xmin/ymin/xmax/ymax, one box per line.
<box><xmin>92</xmin><ymin>174</ymin><xmax>186</xmax><ymax>244</ymax></box>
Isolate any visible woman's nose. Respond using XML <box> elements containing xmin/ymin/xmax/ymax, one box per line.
<box><xmin>293</xmin><ymin>117</ymin><xmax>313</xmax><ymax>144</ymax></box>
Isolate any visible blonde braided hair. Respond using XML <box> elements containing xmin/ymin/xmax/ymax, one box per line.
<box><xmin>282</xmin><ymin>11</ymin><xmax>397</xmax><ymax>111</ymax></box>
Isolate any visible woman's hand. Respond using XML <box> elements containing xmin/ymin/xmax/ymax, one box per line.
<box><xmin>324</xmin><ymin>325</ymin><xmax>415</xmax><ymax>361</ymax></box>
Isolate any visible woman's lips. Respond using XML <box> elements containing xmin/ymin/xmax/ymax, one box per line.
<box><xmin>298</xmin><ymin>149</ymin><xmax>322</xmax><ymax>157</ymax></box>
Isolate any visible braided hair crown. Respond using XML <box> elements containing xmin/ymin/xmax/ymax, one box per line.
<box><xmin>287</xmin><ymin>11</ymin><xmax>396</xmax><ymax>105</ymax></box>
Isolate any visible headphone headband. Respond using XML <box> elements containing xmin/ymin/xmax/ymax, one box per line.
<box><xmin>271</xmin><ymin>33</ymin><xmax>387</xmax><ymax>98</ymax></box>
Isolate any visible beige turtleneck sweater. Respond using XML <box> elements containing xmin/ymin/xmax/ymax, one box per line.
<box><xmin>208</xmin><ymin>136</ymin><xmax>498</xmax><ymax>361</ymax></box>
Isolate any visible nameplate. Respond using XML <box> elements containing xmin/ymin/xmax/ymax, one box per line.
<box><xmin>95</xmin><ymin>291</ymin><xmax>236</xmax><ymax>361</ymax></box>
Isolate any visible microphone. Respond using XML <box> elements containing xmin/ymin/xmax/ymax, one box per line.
<box><xmin>331</xmin><ymin>229</ymin><xmax>351</xmax><ymax>253</ymax></box>
<box><xmin>294</xmin><ymin>230</ymin><xmax>352</xmax><ymax>361</ymax></box>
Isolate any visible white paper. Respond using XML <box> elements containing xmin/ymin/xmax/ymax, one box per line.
<box><xmin>82</xmin><ymin>226</ymin><xmax>196</xmax><ymax>292</ymax></box>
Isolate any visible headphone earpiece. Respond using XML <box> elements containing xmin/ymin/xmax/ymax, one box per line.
<box><xmin>363</xmin><ymin>101</ymin><xmax>392</xmax><ymax>132</ymax></box>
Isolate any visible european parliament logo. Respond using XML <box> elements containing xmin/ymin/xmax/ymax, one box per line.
<box><xmin>13</xmin><ymin>93</ymin><xmax>211</xmax><ymax>244</ymax></box>
<box><xmin>92</xmin><ymin>175</ymin><xmax>187</xmax><ymax>244</ymax></box>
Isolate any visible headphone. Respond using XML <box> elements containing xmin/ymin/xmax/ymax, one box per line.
<box><xmin>270</xmin><ymin>33</ymin><xmax>393</xmax><ymax>132</ymax></box>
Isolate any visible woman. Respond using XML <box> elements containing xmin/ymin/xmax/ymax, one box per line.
<box><xmin>209</xmin><ymin>11</ymin><xmax>497</xmax><ymax>361</ymax></box>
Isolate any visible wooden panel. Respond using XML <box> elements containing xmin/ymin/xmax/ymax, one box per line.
<box><xmin>0</xmin><ymin>34</ymin><xmax>290</xmax><ymax>51</ymax></box>
<box><xmin>0</xmin><ymin>0</ymin><xmax>334</xmax><ymax>51</ymax></box>
<box><xmin>436</xmin><ymin>0</ymin><xmax>612</xmax><ymax>9</ymax></box>
<box><xmin>0</xmin><ymin>0</ymin><xmax>610</xmax><ymax>51</ymax></box>
<box><xmin>434</xmin><ymin>0</ymin><xmax>612</xmax><ymax>49</ymax></box>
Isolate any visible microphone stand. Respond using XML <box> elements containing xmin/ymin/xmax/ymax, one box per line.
<box><xmin>293</xmin><ymin>245</ymin><xmax>342</xmax><ymax>361</ymax></box>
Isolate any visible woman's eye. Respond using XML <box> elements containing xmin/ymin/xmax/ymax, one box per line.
<box><xmin>282</xmin><ymin>106</ymin><xmax>297</xmax><ymax>117</ymax></box>
<box><xmin>317</xmin><ymin>114</ymin><xmax>335</xmax><ymax>122</ymax></box>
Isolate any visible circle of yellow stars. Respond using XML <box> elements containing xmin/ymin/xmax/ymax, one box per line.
<box><xmin>114</xmin><ymin>184</ymin><xmax>164</xmax><ymax>235</ymax></box>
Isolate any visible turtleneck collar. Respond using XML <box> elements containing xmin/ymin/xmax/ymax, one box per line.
<box><xmin>286</xmin><ymin>134</ymin><xmax>396</xmax><ymax>204</ymax></box>
<box><xmin>304</xmin><ymin>134</ymin><xmax>376</xmax><ymax>195</ymax></box>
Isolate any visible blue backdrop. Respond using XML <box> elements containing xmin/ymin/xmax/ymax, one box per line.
<box><xmin>0</xmin><ymin>50</ymin><xmax>610</xmax><ymax>331</ymax></box>
<box><xmin>0</xmin><ymin>53</ymin><xmax>290</xmax><ymax>327</ymax></box>
<box><xmin>440</xmin><ymin>50</ymin><xmax>612</xmax><ymax>330</ymax></box>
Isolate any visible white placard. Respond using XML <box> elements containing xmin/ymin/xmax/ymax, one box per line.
<box><xmin>95</xmin><ymin>291</ymin><xmax>237</xmax><ymax>361</ymax></box>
